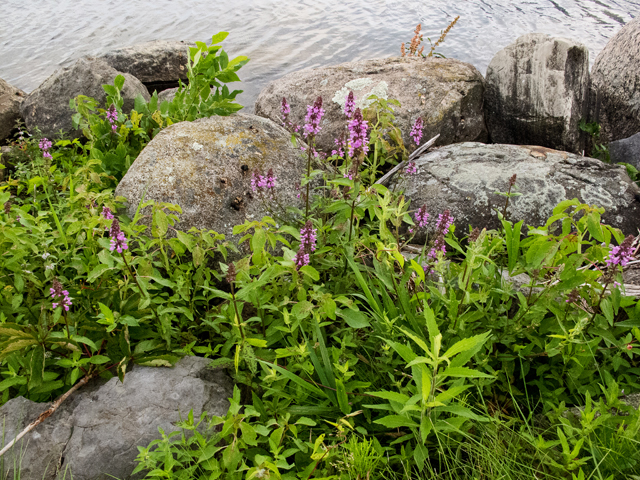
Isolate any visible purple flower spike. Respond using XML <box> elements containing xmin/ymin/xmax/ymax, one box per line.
<box><xmin>50</xmin><ymin>278</ymin><xmax>72</xmax><ymax>312</ymax></box>
<box><xmin>251</xmin><ymin>169</ymin><xmax>277</xmax><ymax>193</ymax></box>
<box><xmin>303</xmin><ymin>97</ymin><xmax>325</xmax><ymax>139</ymax></box>
<box><xmin>39</xmin><ymin>138</ymin><xmax>53</xmax><ymax>159</ymax></box>
<box><xmin>344</xmin><ymin>91</ymin><xmax>356</xmax><ymax>119</ymax></box>
<box><xmin>415</xmin><ymin>205</ymin><xmax>429</xmax><ymax>229</ymax></box>
<box><xmin>294</xmin><ymin>249</ymin><xmax>310</xmax><ymax>270</ymax></box>
<box><xmin>348</xmin><ymin>108</ymin><xmax>369</xmax><ymax>157</ymax></box>
<box><xmin>101</xmin><ymin>206</ymin><xmax>114</xmax><ymax>220</ymax></box>
<box><xmin>300</xmin><ymin>220</ymin><xmax>317</xmax><ymax>252</ymax></box>
<box><xmin>106</xmin><ymin>104</ymin><xmax>118</xmax><ymax>123</ymax></box>
<box><xmin>606</xmin><ymin>235</ymin><xmax>635</xmax><ymax>268</ymax></box>
<box><xmin>280</xmin><ymin>97</ymin><xmax>290</xmax><ymax>123</ymax></box>
<box><xmin>405</xmin><ymin>162</ymin><xmax>417</xmax><ymax>175</ymax></box>
<box><xmin>428</xmin><ymin>210</ymin><xmax>454</xmax><ymax>261</ymax></box>
<box><xmin>411</xmin><ymin>117</ymin><xmax>423</xmax><ymax>145</ymax></box>
<box><xmin>109</xmin><ymin>218</ymin><xmax>128</xmax><ymax>253</ymax></box>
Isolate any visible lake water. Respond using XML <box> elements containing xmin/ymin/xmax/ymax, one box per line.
<box><xmin>0</xmin><ymin>0</ymin><xmax>638</xmax><ymax>110</ymax></box>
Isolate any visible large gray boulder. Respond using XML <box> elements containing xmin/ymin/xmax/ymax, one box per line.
<box><xmin>485</xmin><ymin>33</ymin><xmax>590</xmax><ymax>153</ymax></box>
<box><xmin>20</xmin><ymin>58</ymin><xmax>150</xmax><ymax>139</ymax></box>
<box><xmin>254</xmin><ymin>57</ymin><xmax>488</xmax><ymax>153</ymax></box>
<box><xmin>590</xmin><ymin>17</ymin><xmax>640</xmax><ymax>144</ymax></box>
<box><xmin>0</xmin><ymin>78</ymin><xmax>25</xmax><ymax>143</ymax></box>
<box><xmin>115</xmin><ymin>113</ymin><xmax>309</xmax><ymax>250</ymax></box>
<box><xmin>609</xmin><ymin>132</ymin><xmax>640</xmax><ymax>170</ymax></box>
<box><xmin>0</xmin><ymin>356</ymin><xmax>232</xmax><ymax>480</ymax></box>
<box><xmin>392</xmin><ymin>143</ymin><xmax>640</xmax><ymax>237</ymax></box>
<box><xmin>98</xmin><ymin>40</ymin><xmax>190</xmax><ymax>93</ymax></box>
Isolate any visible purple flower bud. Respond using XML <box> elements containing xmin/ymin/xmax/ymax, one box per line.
<box><xmin>50</xmin><ymin>278</ymin><xmax>72</xmax><ymax>311</ymax></box>
<box><xmin>347</xmin><ymin>108</ymin><xmax>369</xmax><ymax>158</ymax></box>
<box><xmin>106</xmin><ymin>104</ymin><xmax>118</xmax><ymax>124</ymax></box>
<box><xmin>410</xmin><ymin>117</ymin><xmax>423</xmax><ymax>146</ymax></box>
<box><xmin>294</xmin><ymin>248</ymin><xmax>310</xmax><ymax>270</ymax></box>
<box><xmin>344</xmin><ymin>91</ymin><xmax>356</xmax><ymax>119</ymax></box>
<box><xmin>280</xmin><ymin>97</ymin><xmax>290</xmax><ymax>122</ymax></box>
<box><xmin>414</xmin><ymin>205</ymin><xmax>429</xmax><ymax>229</ymax></box>
<box><xmin>101</xmin><ymin>206</ymin><xmax>114</xmax><ymax>220</ymax></box>
<box><xmin>109</xmin><ymin>218</ymin><xmax>128</xmax><ymax>253</ymax></box>
<box><xmin>405</xmin><ymin>162</ymin><xmax>417</xmax><ymax>175</ymax></box>
<box><xmin>606</xmin><ymin>235</ymin><xmax>635</xmax><ymax>268</ymax></box>
<box><xmin>303</xmin><ymin>97</ymin><xmax>325</xmax><ymax>139</ymax></box>
<box><xmin>300</xmin><ymin>220</ymin><xmax>317</xmax><ymax>253</ymax></box>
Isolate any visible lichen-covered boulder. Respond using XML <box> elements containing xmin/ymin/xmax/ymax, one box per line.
<box><xmin>590</xmin><ymin>17</ymin><xmax>640</xmax><ymax>144</ymax></box>
<box><xmin>392</xmin><ymin>143</ymin><xmax>640</xmax><ymax>237</ymax></box>
<box><xmin>20</xmin><ymin>58</ymin><xmax>150</xmax><ymax>139</ymax></box>
<box><xmin>0</xmin><ymin>357</ymin><xmax>232</xmax><ymax>480</ymax></box>
<box><xmin>0</xmin><ymin>77</ymin><xmax>25</xmax><ymax>143</ymax></box>
<box><xmin>254</xmin><ymin>57</ymin><xmax>488</xmax><ymax>153</ymax></box>
<box><xmin>115</xmin><ymin>113</ymin><xmax>308</xmax><ymax>246</ymax></box>
<box><xmin>98</xmin><ymin>40</ymin><xmax>190</xmax><ymax>93</ymax></box>
<box><xmin>485</xmin><ymin>33</ymin><xmax>590</xmax><ymax>153</ymax></box>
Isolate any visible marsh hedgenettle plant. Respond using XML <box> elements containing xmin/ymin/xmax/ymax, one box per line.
<box><xmin>106</xmin><ymin>104</ymin><xmax>118</xmax><ymax>132</ymax></box>
<box><xmin>39</xmin><ymin>138</ymin><xmax>53</xmax><ymax>159</ymax></box>
<box><xmin>348</xmin><ymin>108</ymin><xmax>369</xmax><ymax>157</ymax></box>
<box><xmin>606</xmin><ymin>235</ymin><xmax>635</xmax><ymax>267</ymax></box>
<box><xmin>303</xmin><ymin>97</ymin><xmax>325</xmax><ymax>138</ymax></box>
<box><xmin>428</xmin><ymin>210</ymin><xmax>454</xmax><ymax>260</ymax></box>
<box><xmin>50</xmin><ymin>278</ymin><xmax>72</xmax><ymax>311</ymax></box>
<box><xmin>101</xmin><ymin>206</ymin><xmax>114</xmax><ymax>220</ymax></box>
<box><xmin>344</xmin><ymin>91</ymin><xmax>356</xmax><ymax>119</ymax></box>
<box><xmin>405</xmin><ymin>162</ymin><xmax>417</xmax><ymax>175</ymax></box>
<box><xmin>109</xmin><ymin>218</ymin><xmax>128</xmax><ymax>253</ymax></box>
<box><xmin>410</xmin><ymin>117</ymin><xmax>423</xmax><ymax>145</ymax></box>
<box><xmin>251</xmin><ymin>169</ymin><xmax>278</xmax><ymax>193</ymax></box>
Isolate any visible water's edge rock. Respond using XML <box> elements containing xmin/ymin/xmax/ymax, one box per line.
<box><xmin>0</xmin><ymin>78</ymin><xmax>25</xmax><ymax>143</ymax></box>
<box><xmin>392</xmin><ymin>142</ymin><xmax>640</xmax><ymax>238</ymax></box>
<box><xmin>115</xmin><ymin>113</ymin><xmax>309</xmax><ymax>252</ymax></box>
<box><xmin>98</xmin><ymin>40</ymin><xmax>190</xmax><ymax>94</ymax></box>
<box><xmin>255</xmin><ymin>56</ymin><xmax>488</xmax><ymax>153</ymax></box>
<box><xmin>20</xmin><ymin>58</ymin><xmax>150</xmax><ymax>139</ymax></box>
<box><xmin>0</xmin><ymin>356</ymin><xmax>232</xmax><ymax>480</ymax></box>
<box><xmin>485</xmin><ymin>33</ymin><xmax>590</xmax><ymax>153</ymax></box>
<box><xmin>590</xmin><ymin>17</ymin><xmax>640</xmax><ymax>144</ymax></box>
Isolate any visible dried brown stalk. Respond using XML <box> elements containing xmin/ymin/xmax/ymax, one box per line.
<box><xmin>428</xmin><ymin>16</ymin><xmax>460</xmax><ymax>57</ymax></box>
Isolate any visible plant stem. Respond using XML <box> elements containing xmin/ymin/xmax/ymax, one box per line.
<box><xmin>305</xmin><ymin>137</ymin><xmax>313</xmax><ymax>220</ymax></box>
<box><xmin>229</xmin><ymin>282</ymin><xmax>246</xmax><ymax>342</ymax></box>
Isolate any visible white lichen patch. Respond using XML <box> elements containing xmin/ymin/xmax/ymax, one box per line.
<box><xmin>332</xmin><ymin>78</ymin><xmax>389</xmax><ymax>110</ymax></box>
<box><xmin>192</xmin><ymin>142</ymin><xmax>203</xmax><ymax>151</ymax></box>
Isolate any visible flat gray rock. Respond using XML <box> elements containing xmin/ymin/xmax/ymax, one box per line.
<box><xmin>115</xmin><ymin>113</ymin><xmax>310</xmax><ymax>251</ymax></box>
<box><xmin>609</xmin><ymin>132</ymin><xmax>640</xmax><ymax>170</ymax></box>
<box><xmin>0</xmin><ymin>77</ymin><xmax>25</xmax><ymax>143</ymax></box>
<box><xmin>0</xmin><ymin>356</ymin><xmax>232</xmax><ymax>480</ymax></box>
<box><xmin>20</xmin><ymin>58</ymin><xmax>150</xmax><ymax>139</ymax></box>
<box><xmin>98</xmin><ymin>40</ymin><xmax>190</xmax><ymax>92</ymax></box>
<box><xmin>392</xmin><ymin>143</ymin><xmax>640</xmax><ymax>238</ymax></box>
<box><xmin>254</xmin><ymin>56</ymin><xmax>488</xmax><ymax>153</ymax></box>
<box><xmin>485</xmin><ymin>33</ymin><xmax>590</xmax><ymax>153</ymax></box>
<box><xmin>590</xmin><ymin>17</ymin><xmax>640</xmax><ymax>144</ymax></box>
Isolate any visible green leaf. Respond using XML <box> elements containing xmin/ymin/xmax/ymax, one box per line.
<box><xmin>336</xmin><ymin>379</ymin><xmax>351</xmax><ymax>415</ymax></box>
<box><xmin>29</xmin><ymin>345</ymin><xmax>45</xmax><ymax>389</ymax></box>
<box><xmin>88</xmin><ymin>264</ymin><xmax>111</xmax><ymax>283</ymax></box>
<box><xmin>373</xmin><ymin>415</ymin><xmax>419</xmax><ymax>429</ymax></box>
<box><xmin>211</xmin><ymin>32</ymin><xmax>229</xmax><ymax>44</ymax></box>
<box><xmin>300</xmin><ymin>265</ymin><xmax>319</xmax><ymax>281</ymax></box>
<box><xmin>440</xmin><ymin>367</ymin><xmax>494</xmax><ymax>379</ymax></box>
<box><xmin>89</xmin><ymin>355</ymin><xmax>111</xmax><ymax>365</ymax></box>
<box><xmin>339</xmin><ymin>308</ymin><xmax>370</xmax><ymax>329</ymax></box>
<box><xmin>257</xmin><ymin>360</ymin><xmax>326</xmax><ymax>399</ymax></box>
<box><xmin>114</xmin><ymin>74</ymin><xmax>125</xmax><ymax>91</ymax></box>
<box><xmin>442</xmin><ymin>332</ymin><xmax>491</xmax><ymax>360</ymax></box>
<box><xmin>367</xmin><ymin>390</ymin><xmax>410</xmax><ymax>404</ymax></box>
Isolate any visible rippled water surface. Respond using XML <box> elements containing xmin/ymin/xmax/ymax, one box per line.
<box><xmin>1</xmin><ymin>0</ymin><xmax>638</xmax><ymax>109</ymax></box>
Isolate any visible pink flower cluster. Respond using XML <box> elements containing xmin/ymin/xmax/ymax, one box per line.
<box><xmin>251</xmin><ymin>169</ymin><xmax>277</xmax><ymax>193</ymax></box>
<box><xmin>332</xmin><ymin>136</ymin><xmax>346</xmax><ymax>157</ymax></box>
<box><xmin>295</xmin><ymin>220</ymin><xmax>317</xmax><ymax>269</ymax></box>
<box><xmin>405</xmin><ymin>162</ymin><xmax>417</xmax><ymax>175</ymax></box>
<box><xmin>50</xmin><ymin>278</ymin><xmax>72</xmax><ymax>311</ymax></box>
<box><xmin>39</xmin><ymin>138</ymin><xmax>53</xmax><ymax>160</ymax></box>
<box><xmin>101</xmin><ymin>206</ymin><xmax>114</xmax><ymax>220</ymax></box>
<box><xmin>348</xmin><ymin>108</ymin><xmax>369</xmax><ymax>157</ymax></box>
<box><xmin>428</xmin><ymin>210</ymin><xmax>454</xmax><ymax>261</ymax></box>
<box><xmin>410</xmin><ymin>117</ymin><xmax>423</xmax><ymax>145</ymax></box>
<box><xmin>303</xmin><ymin>97</ymin><xmax>325</xmax><ymax>138</ymax></box>
<box><xmin>344</xmin><ymin>91</ymin><xmax>356</xmax><ymax>119</ymax></box>
<box><xmin>106</xmin><ymin>104</ymin><xmax>118</xmax><ymax>132</ymax></box>
<box><xmin>109</xmin><ymin>218</ymin><xmax>128</xmax><ymax>253</ymax></box>
<box><xmin>408</xmin><ymin>204</ymin><xmax>429</xmax><ymax>234</ymax></box>
<box><xmin>606</xmin><ymin>235</ymin><xmax>635</xmax><ymax>267</ymax></box>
